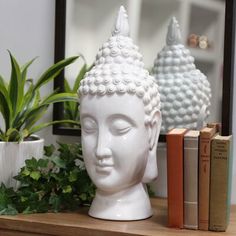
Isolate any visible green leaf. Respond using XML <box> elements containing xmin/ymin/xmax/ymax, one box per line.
<box><xmin>0</xmin><ymin>75</ymin><xmax>12</xmax><ymax>131</ymax></box>
<box><xmin>64</xmin><ymin>78</ymin><xmax>72</xmax><ymax>93</ymax></box>
<box><xmin>5</xmin><ymin>128</ymin><xmax>20</xmax><ymax>142</ymax></box>
<box><xmin>79</xmin><ymin>193</ymin><xmax>87</xmax><ymax>201</ymax></box>
<box><xmin>38</xmin><ymin>159</ymin><xmax>49</xmax><ymax>168</ymax></box>
<box><xmin>49</xmin><ymin>195</ymin><xmax>60</xmax><ymax>212</ymax></box>
<box><xmin>51</xmin><ymin>156</ymin><xmax>66</xmax><ymax>169</ymax></box>
<box><xmin>0</xmin><ymin>184</ymin><xmax>16</xmax><ymax>211</ymax></box>
<box><xmin>0</xmin><ymin>205</ymin><xmax>18</xmax><ymax>215</ymax></box>
<box><xmin>147</xmin><ymin>184</ymin><xmax>155</xmax><ymax>197</ymax></box>
<box><xmin>62</xmin><ymin>185</ymin><xmax>72</xmax><ymax>194</ymax></box>
<box><xmin>21</xmin><ymin>58</ymin><xmax>37</xmax><ymax>85</ymax></box>
<box><xmin>69</xmin><ymin>170</ymin><xmax>78</xmax><ymax>182</ymax></box>
<box><xmin>72</xmin><ymin>63</ymin><xmax>94</xmax><ymax>93</ymax></box>
<box><xmin>20</xmin><ymin>129</ymin><xmax>29</xmax><ymax>140</ymax></box>
<box><xmin>23</xmin><ymin>105</ymin><xmax>48</xmax><ymax>132</ymax></box>
<box><xmin>11</xmin><ymin>83</ymin><xmax>36</xmax><ymax>129</ymax></box>
<box><xmin>63</xmin><ymin>101</ymin><xmax>79</xmax><ymax>121</ymax></box>
<box><xmin>30</xmin><ymin>171</ymin><xmax>41</xmax><ymax>181</ymax></box>
<box><xmin>25</xmin><ymin>158</ymin><xmax>38</xmax><ymax>169</ymax></box>
<box><xmin>21</xmin><ymin>168</ymin><xmax>30</xmax><ymax>176</ymax></box>
<box><xmin>33</xmin><ymin>56</ymin><xmax>78</xmax><ymax>91</ymax></box>
<box><xmin>8</xmin><ymin>51</ymin><xmax>21</xmax><ymax>115</ymax></box>
<box><xmin>20</xmin><ymin>196</ymin><xmax>28</xmax><ymax>202</ymax></box>
<box><xmin>72</xmin><ymin>63</ymin><xmax>88</xmax><ymax>92</ymax></box>
<box><xmin>22</xmin><ymin>206</ymin><xmax>33</xmax><ymax>214</ymax></box>
<box><xmin>0</xmin><ymin>187</ymin><xmax>9</xmax><ymax>207</ymax></box>
<box><xmin>17</xmin><ymin>57</ymin><xmax>38</xmax><ymax>113</ymax></box>
<box><xmin>28</xmin><ymin>120</ymin><xmax>80</xmax><ymax>136</ymax></box>
<box><xmin>44</xmin><ymin>145</ymin><xmax>56</xmax><ymax>157</ymax></box>
<box><xmin>41</xmin><ymin>92</ymin><xmax>78</xmax><ymax>105</ymax></box>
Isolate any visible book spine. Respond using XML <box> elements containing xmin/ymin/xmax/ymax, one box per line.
<box><xmin>209</xmin><ymin>138</ymin><xmax>232</xmax><ymax>231</ymax></box>
<box><xmin>184</xmin><ymin>137</ymin><xmax>198</xmax><ymax>229</ymax></box>
<box><xmin>198</xmin><ymin>133</ymin><xmax>212</xmax><ymax>230</ymax></box>
<box><xmin>167</xmin><ymin>134</ymin><xmax>184</xmax><ymax>228</ymax></box>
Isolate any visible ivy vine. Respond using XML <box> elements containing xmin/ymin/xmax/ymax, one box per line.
<box><xmin>0</xmin><ymin>143</ymin><xmax>95</xmax><ymax>215</ymax></box>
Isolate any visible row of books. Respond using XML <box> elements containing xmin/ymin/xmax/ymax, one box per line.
<box><xmin>166</xmin><ymin>124</ymin><xmax>233</xmax><ymax>232</ymax></box>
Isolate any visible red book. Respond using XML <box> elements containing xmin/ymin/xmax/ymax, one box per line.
<box><xmin>166</xmin><ymin>128</ymin><xmax>188</xmax><ymax>228</ymax></box>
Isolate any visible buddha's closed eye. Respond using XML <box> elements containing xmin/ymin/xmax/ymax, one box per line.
<box><xmin>82</xmin><ymin>117</ymin><xmax>97</xmax><ymax>134</ymax></box>
<box><xmin>110</xmin><ymin>119</ymin><xmax>133</xmax><ymax>136</ymax></box>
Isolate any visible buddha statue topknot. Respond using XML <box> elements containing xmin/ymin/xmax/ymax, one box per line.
<box><xmin>79</xmin><ymin>6</ymin><xmax>162</xmax><ymax>221</ymax></box>
<box><xmin>153</xmin><ymin>17</ymin><xmax>211</xmax><ymax>134</ymax></box>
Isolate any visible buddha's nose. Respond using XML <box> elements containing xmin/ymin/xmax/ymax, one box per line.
<box><xmin>95</xmin><ymin>132</ymin><xmax>112</xmax><ymax>159</ymax></box>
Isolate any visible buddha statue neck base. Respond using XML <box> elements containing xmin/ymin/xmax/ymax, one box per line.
<box><xmin>89</xmin><ymin>183</ymin><xmax>152</xmax><ymax>221</ymax></box>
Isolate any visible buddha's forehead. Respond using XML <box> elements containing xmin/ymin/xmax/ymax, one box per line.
<box><xmin>80</xmin><ymin>93</ymin><xmax>145</xmax><ymax>122</ymax></box>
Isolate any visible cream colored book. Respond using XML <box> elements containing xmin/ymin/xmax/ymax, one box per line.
<box><xmin>184</xmin><ymin>130</ymin><xmax>199</xmax><ymax>230</ymax></box>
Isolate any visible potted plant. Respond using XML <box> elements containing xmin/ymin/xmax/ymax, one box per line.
<box><xmin>0</xmin><ymin>51</ymin><xmax>78</xmax><ymax>188</ymax></box>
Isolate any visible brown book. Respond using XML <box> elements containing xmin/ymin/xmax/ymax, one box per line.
<box><xmin>184</xmin><ymin>130</ymin><xmax>199</xmax><ymax>230</ymax></box>
<box><xmin>209</xmin><ymin>135</ymin><xmax>233</xmax><ymax>232</ymax></box>
<box><xmin>166</xmin><ymin>128</ymin><xmax>188</xmax><ymax>228</ymax></box>
<box><xmin>198</xmin><ymin>126</ymin><xmax>217</xmax><ymax>230</ymax></box>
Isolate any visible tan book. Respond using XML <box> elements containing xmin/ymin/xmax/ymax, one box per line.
<box><xmin>198</xmin><ymin>126</ymin><xmax>217</xmax><ymax>230</ymax></box>
<box><xmin>207</xmin><ymin>122</ymin><xmax>221</xmax><ymax>133</ymax></box>
<box><xmin>209</xmin><ymin>135</ymin><xmax>233</xmax><ymax>232</ymax></box>
<box><xmin>184</xmin><ymin>130</ymin><xmax>199</xmax><ymax>230</ymax></box>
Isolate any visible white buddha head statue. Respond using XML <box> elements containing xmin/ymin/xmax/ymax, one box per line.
<box><xmin>79</xmin><ymin>6</ymin><xmax>161</xmax><ymax>221</ymax></box>
<box><xmin>153</xmin><ymin>17</ymin><xmax>211</xmax><ymax>134</ymax></box>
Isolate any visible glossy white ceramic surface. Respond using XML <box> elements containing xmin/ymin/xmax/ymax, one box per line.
<box><xmin>79</xmin><ymin>6</ymin><xmax>161</xmax><ymax>220</ymax></box>
<box><xmin>153</xmin><ymin>17</ymin><xmax>212</xmax><ymax>134</ymax></box>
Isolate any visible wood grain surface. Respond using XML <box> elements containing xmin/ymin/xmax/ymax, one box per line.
<box><xmin>0</xmin><ymin>198</ymin><xmax>235</xmax><ymax>236</ymax></box>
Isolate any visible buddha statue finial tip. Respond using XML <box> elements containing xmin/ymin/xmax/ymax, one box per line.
<box><xmin>166</xmin><ymin>16</ymin><xmax>182</xmax><ymax>46</ymax></box>
<box><xmin>112</xmin><ymin>5</ymin><xmax>130</xmax><ymax>37</ymax></box>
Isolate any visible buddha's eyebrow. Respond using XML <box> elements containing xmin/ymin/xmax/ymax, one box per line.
<box><xmin>107</xmin><ymin>114</ymin><xmax>137</xmax><ymax>127</ymax></box>
<box><xmin>81</xmin><ymin>114</ymin><xmax>97</xmax><ymax>122</ymax></box>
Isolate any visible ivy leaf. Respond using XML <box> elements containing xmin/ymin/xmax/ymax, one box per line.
<box><xmin>30</xmin><ymin>171</ymin><xmax>41</xmax><ymax>180</ymax></box>
<box><xmin>44</xmin><ymin>145</ymin><xmax>56</xmax><ymax>157</ymax></box>
<box><xmin>50</xmin><ymin>173</ymin><xmax>62</xmax><ymax>181</ymax></box>
<box><xmin>20</xmin><ymin>196</ymin><xmax>28</xmax><ymax>202</ymax></box>
<box><xmin>25</xmin><ymin>158</ymin><xmax>38</xmax><ymax>169</ymax></box>
<box><xmin>22</xmin><ymin>206</ymin><xmax>37</xmax><ymax>214</ymax></box>
<box><xmin>69</xmin><ymin>170</ymin><xmax>78</xmax><ymax>182</ymax></box>
<box><xmin>62</xmin><ymin>185</ymin><xmax>72</xmax><ymax>193</ymax></box>
<box><xmin>38</xmin><ymin>159</ymin><xmax>48</xmax><ymax>168</ymax></box>
<box><xmin>0</xmin><ymin>205</ymin><xmax>18</xmax><ymax>215</ymax></box>
<box><xmin>51</xmin><ymin>156</ymin><xmax>66</xmax><ymax>169</ymax></box>
<box><xmin>21</xmin><ymin>168</ymin><xmax>30</xmax><ymax>176</ymax></box>
<box><xmin>0</xmin><ymin>184</ymin><xmax>16</xmax><ymax>209</ymax></box>
<box><xmin>79</xmin><ymin>193</ymin><xmax>87</xmax><ymax>201</ymax></box>
<box><xmin>49</xmin><ymin>195</ymin><xmax>61</xmax><ymax>212</ymax></box>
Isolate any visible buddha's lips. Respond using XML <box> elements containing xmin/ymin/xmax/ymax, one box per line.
<box><xmin>95</xmin><ymin>159</ymin><xmax>114</xmax><ymax>168</ymax></box>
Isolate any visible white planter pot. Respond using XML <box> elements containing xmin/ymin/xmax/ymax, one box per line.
<box><xmin>0</xmin><ymin>137</ymin><xmax>44</xmax><ymax>189</ymax></box>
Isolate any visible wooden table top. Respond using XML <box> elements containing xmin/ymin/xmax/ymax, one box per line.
<box><xmin>0</xmin><ymin>198</ymin><xmax>235</xmax><ymax>236</ymax></box>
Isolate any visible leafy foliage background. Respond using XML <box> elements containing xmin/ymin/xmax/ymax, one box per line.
<box><xmin>0</xmin><ymin>143</ymin><xmax>95</xmax><ymax>215</ymax></box>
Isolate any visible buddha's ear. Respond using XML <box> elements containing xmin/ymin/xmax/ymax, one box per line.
<box><xmin>142</xmin><ymin>109</ymin><xmax>162</xmax><ymax>183</ymax></box>
<box><xmin>148</xmin><ymin>109</ymin><xmax>162</xmax><ymax>151</ymax></box>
